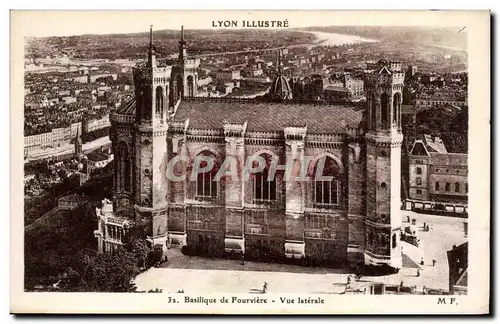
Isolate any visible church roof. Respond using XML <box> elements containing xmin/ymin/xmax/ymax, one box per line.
<box><xmin>410</xmin><ymin>140</ymin><xmax>430</xmax><ymax>156</ymax></box>
<box><xmin>423</xmin><ymin>134</ymin><xmax>448</xmax><ymax>153</ymax></box>
<box><xmin>115</xmin><ymin>99</ymin><xmax>136</xmax><ymax>115</ymax></box>
<box><xmin>174</xmin><ymin>99</ymin><xmax>363</xmax><ymax>134</ymax></box>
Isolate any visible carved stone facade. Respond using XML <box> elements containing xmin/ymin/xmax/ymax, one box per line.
<box><xmin>101</xmin><ymin>31</ymin><xmax>404</xmax><ymax>270</ymax></box>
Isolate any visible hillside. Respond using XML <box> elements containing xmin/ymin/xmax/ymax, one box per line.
<box><xmin>25</xmin><ymin>29</ymin><xmax>316</xmax><ymax>60</ymax></box>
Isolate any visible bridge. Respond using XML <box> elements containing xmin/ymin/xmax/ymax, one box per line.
<box><xmin>195</xmin><ymin>43</ymin><xmax>313</xmax><ymax>58</ymax></box>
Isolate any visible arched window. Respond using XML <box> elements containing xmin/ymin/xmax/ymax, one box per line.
<box><xmin>155</xmin><ymin>86</ymin><xmax>164</xmax><ymax>115</ymax></box>
<box><xmin>380</xmin><ymin>93</ymin><xmax>389</xmax><ymax>128</ymax></box>
<box><xmin>117</xmin><ymin>142</ymin><xmax>130</xmax><ymax>192</ymax></box>
<box><xmin>392</xmin><ymin>233</ymin><xmax>397</xmax><ymax>248</ymax></box>
<box><xmin>455</xmin><ymin>182</ymin><xmax>460</xmax><ymax>192</ymax></box>
<box><xmin>445</xmin><ymin>182</ymin><xmax>451</xmax><ymax>192</ymax></box>
<box><xmin>177</xmin><ymin>75</ymin><xmax>183</xmax><ymax>98</ymax></box>
<box><xmin>169</xmin><ymin>79</ymin><xmax>177</xmax><ymax>107</ymax></box>
<box><xmin>187</xmin><ymin>75</ymin><xmax>194</xmax><ymax>97</ymax></box>
<box><xmin>367</xmin><ymin>98</ymin><xmax>372</xmax><ymax>130</ymax></box>
<box><xmin>393</xmin><ymin>92</ymin><xmax>401</xmax><ymax>125</ymax></box>
<box><xmin>253</xmin><ymin>153</ymin><xmax>276</xmax><ymax>202</ymax></box>
<box><xmin>313</xmin><ymin>156</ymin><xmax>341</xmax><ymax>207</ymax></box>
<box><xmin>195</xmin><ymin>151</ymin><xmax>218</xmax><ymax>199</ymax></box>
<box><xmin>371</xmin><ymin>96</ymin><xmax>377</xmax><ymax>128</ymax></box>
<box><xmin>141</xmin><ymin>85</ymin><xmax>152</xmax><ymax>121</ymax></box>
<box><xmin>435</xmin><ymin>182</ymin><xmax>440</xmax><ymax>191</ymax></box>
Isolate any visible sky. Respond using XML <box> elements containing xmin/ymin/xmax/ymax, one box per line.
<box><xmin>10</xmin><ymin>10</ymin><xmax>472</xmax><ymax>38</ymax></box>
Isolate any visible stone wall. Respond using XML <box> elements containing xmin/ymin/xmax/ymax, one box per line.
<box><xmin>161</xmin><ymin>135</ymin><xmax>366</xmax><ymax>265</ymax></box>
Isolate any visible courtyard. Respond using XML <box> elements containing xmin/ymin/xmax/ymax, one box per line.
<box><xmin>133</xmin><ymin>211</ymin><xmax>467</xmax><ymax>294</ymax></box>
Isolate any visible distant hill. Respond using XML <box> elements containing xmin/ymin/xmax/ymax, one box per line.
<box><xmin>297</xmin><ymin>26</ymin><xmax>467</xmax><ymax>51</ymax></box>
<box><xmin>25</xmin><ymin>29</ymin><xmax>316</xmax><ymax>60</ymax></box>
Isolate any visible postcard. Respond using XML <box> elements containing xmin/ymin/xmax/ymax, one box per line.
<box><xmin>10</xmin><ymin>10</ymin><xmax>490</xmax><ymax>314</ymax></box>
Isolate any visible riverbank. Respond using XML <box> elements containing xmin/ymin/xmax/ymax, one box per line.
<box><xmin>428</xmin><ymin>44</ymin><xmax>467</xmax><ymax>53</ymax></box>
<box><xmin>300</xmin><ymin>30</ymin><xmax>378</xmax><ymax>47</ymax></box>
<box><xmin>25</xmin><ymin>136</ymin><xmax>111</xmax><ymax>163</ymax></box>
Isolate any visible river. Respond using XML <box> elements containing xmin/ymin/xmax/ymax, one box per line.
<box><xmin>428</xmin><ymin>44</ymin><xmax>467</xmax><ymax>53</ymax></box>
<box><xmin>300</xmin><ymin>30</ymin><xmax>378</xmax><ymax>47</ymax></box>
<box><xmin>198</xmin><ymin>31</ymin><xmax>378</xmax><ymax>58</ymax></box>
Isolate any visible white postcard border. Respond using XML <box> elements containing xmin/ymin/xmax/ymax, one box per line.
<box><xmin>10</xmin><ymin>10</ymin><xmax>490</xmax><ymax>314</ymax></box>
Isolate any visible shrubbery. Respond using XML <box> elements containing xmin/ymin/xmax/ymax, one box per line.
<box><xmin>413</xmin><ymin>106</ymin><xmax>468</xmax><ymax>154</ymax></box>
<box><xmin>24</xmin><ymin>189</ymin><xmax>160</xmax><ymax>292</ymax></box>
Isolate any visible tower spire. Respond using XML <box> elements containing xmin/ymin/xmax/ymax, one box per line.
<box><xmin>269</xmin><ymin>48</ymin><xmax>292</xmax><ymax>101</ymax></box>
<box><xmin>277</xmin><ymin>48</ymin><xmax>283</xmax><ymax>76</ymax></box>
<box><xmin>179</xmin><ymin>25</ymin><xmax>186</xmax><ymax>50</ymax></box>
<box><xmin>149</xmin><ymin>25</ymin><xmax>153</xmax><ymax>51</ymax></box>
<box><xmin>179</xmin><ymin>25</ymin><xmax>187</xmax><ymax>64</ymax></box>
<box><xmin>148</xmin><ymin>25</ymin><xmax>156</xmax><ymax>67</ymax></box>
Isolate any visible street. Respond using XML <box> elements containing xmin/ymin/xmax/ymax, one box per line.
<box><xmin>133</xmin><ymin>211</ymin><xmax>467</xmax><ymax>294</ymax></box>
<box><xmin>26</xmin><ymin>136</ymin><xmax>111</xmax><ymax>161</ymax></box>
<box><xmin>399</xmin><ymin>211</ymin><xmax>467</xmax><ymax>291</ymax></box>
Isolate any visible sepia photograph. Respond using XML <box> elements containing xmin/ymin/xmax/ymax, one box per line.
<box><xmin>10</xmin><ymin>10</ymin><xmax>490</xmax><ymax>314</ymax></box>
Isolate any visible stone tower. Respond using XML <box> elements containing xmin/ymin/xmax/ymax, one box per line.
<box><xmin>178</xmin><ymin>25</ymin><xmax>199</xmax><ymax>98</ymax></box>
<box><xmin>132</xmin><ymin>26</ymin><xmax>169</xmax><ymax>242</ymax></box>
<box><xmin>364</xmin><ymin>59</ymin><xmax>404</xmax><ymax>269</ymax></box>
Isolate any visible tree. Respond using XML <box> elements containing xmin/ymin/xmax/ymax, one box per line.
<box><xmin>122</xmin><ymin>225</ymin><xmax>150</xmax><ymax>269</ymax></box>
<box><xmin>125</xmin><ymin>236</ymin><xmax>150</xmax><ymax>269</ymax></box>
<box><xmin>147</xmin><ymin>288</ymin><xmax>163</xmax><ymax>293</ymax></box>
<box><xmin>147</xmin><ymin>248</ymin><xmax>164</xmax><ymax>268</ymax></box>
<box><xmin>28</xmin><ymin>245</ymin><xmax>141</xmax><ymax>292</ymax></box>
<box><xmin>69</xmin><ymin>248</ymin><xmax>140</xmax><ymax>292</ymax></box>
<box><xmin>24</xmin><ymin>201</ymin><xmax>98</xmax><ymax>290</ymax></box>
<box><xmin>414</xmin><ymin>106</ymin><xmax>468</xmax><ymax>153</ymax></box>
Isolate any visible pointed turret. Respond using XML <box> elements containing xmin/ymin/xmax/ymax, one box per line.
<box><xmin>149</xmin><ymin>25</ymin><xmax>154</xmax><ymax>52</ymax></box>
<box><xmin>277</xmin><ymin>48</ymin><xmax>283</xmax><ymax>75</ymax></box>
<box><xmin>268</xmin><ymin>48</ymin><xmax>293</xmax><ymax>101</ymax></box>
<box><xmin>178</xmin><ymin>25</ymin><xmax>189</xmax><ymax>97</ymax></box>
<box><xmin>148</xmin><ymin>25</ymin><xmax>156</xmax><ymax>68</ymax></box>
<box><xmin>179</xmin><ymin>25</ymin><xmax>187</xmax><ymax>63</ymax></box>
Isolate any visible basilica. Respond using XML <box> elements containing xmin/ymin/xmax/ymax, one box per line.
<box><xmin>94</xmin><ymin>27</ymin><xmax>405</xmax><ymax>269</ymax></box>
